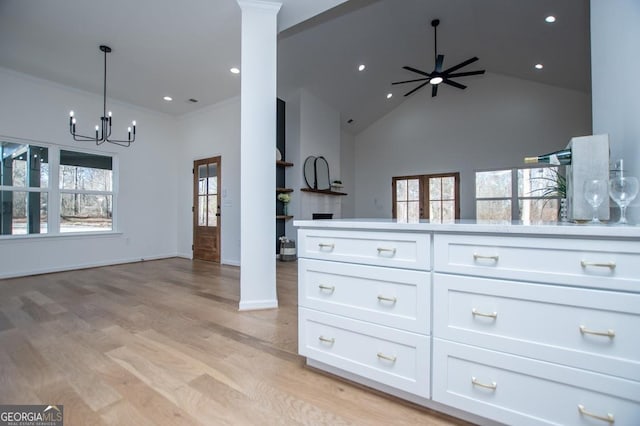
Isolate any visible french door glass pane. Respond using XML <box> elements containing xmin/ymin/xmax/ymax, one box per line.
<box><xmin>207</xmin><ymin>196</ymin><xmax>217</xmax><ymax>227</ymax></box>
<box><xmin>442</xmin><ymin>177</ymin><xmax>455</xmax><ymax>199</ymax></box>
<box><xmin>396</xmin><ymin>201</ymin><xmax>407</xmax><ymax>221</ymax></box>
<box><xmin>60</xmin><ymin>194</ymin><xmax>112</xmax><ymax>232</ymax></box>
<box><xmin>442</xmin><ymin>200</ymin><xmax>455</xmax><ymax>220</ymax></box>
<box><xmin>396</xmin><ymin>180</ymin><xmax>407</xmax><ymax>201</ymax></box>
<box><xmin>407</xmin><ymin>179</ymin><xmax>419</xmax><ymax>200</ymax></box>
<box><xmin>208</xmin><ymin>164</ymin><xmax>217</xmax><ymax>195</ymax></box>
<box><xmin>407</xmin><ymin>201</ymin><xmax>420</xmax><ymax>222</ymax></box>
<box><xmin>429</xmin><ymin>178</ymin><xmax>441</xmax><ymax>200</ymax></box>
<box><xmin>476</xmin><ymin>200</ymin><xmax>511</xmax><ymax>221</ymax></box>
<box><xmin>429</xmin><ymin>201</ymin><xmax>441</xmax><ymax>221</ymax></box>
<box><xmin>198</xmin><ymin>195</ymin><xmax>207</xmax><ymax>226</ymax></box>
<box><xmin>198</xmin><ymin>165</ymin><xmax>207</xmax><ymax>195</ymax></box>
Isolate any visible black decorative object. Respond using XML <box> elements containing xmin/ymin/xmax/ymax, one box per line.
<box><xmin>303</xmin><ymin>156</ymin><xmax>331</xmax><ymax>190</ymax></box>
<box><xmin>68</xmin><ymin>45</ymin><xmax>137</xmax><ymax>147</ymax></box>
<box><xmin>391</xmin><ymin>19</ymin><xmax>485</xmax><ymax>98</ymax></box>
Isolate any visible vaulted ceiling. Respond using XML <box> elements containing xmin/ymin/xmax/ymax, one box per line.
<box><xmin>0</xmin><ymin>0</ymin><xmax>590</xmax><ymax>133</ymax></box>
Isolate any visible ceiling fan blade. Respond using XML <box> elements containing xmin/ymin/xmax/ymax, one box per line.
<box><xmin>404</xmin><ymin>81</ymin><xmax>430</xmax><ymax>97</ymax></box>
<box><xmin>443</xmin><ymin>79</ymin><xmax>467</xmax><ymax>90</ymax></box>
<box><xmin>443</xmin><ymin>56</ymin><xmax>479</xmax><ymax>74</ymax></box>
<box><xmin>435</xmin><ymin>54</ymin><xmax>444</xmax><ymax>72</ymax></box>
<box><xmin>446</xmin><ymin>70</ymin><xmax>486</xmax><ymax>78</ymax></box>
<box><xmin>432</xmin><ymin>84</ymin><xmax>438</xmax><ymax>97</ymax></box>
<box><xmin>392</xmin><ymin>77</ymin><xmax>430</xmax><ymax>85</ymax></box>
<box><xmin>403</xmin><ymin>66</ymin><xmax>431</xmax><ymax>77</ymax></box>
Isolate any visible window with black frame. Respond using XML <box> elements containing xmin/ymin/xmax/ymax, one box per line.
<box><xmin>0</xmin><ymin>141</ymin><xmax>49</xmax><ymax>235</ymax></box>
<box><xmin>59</xmin><ymin>150</ymin><xmax>113</xmax><ymax>233</ymax></box>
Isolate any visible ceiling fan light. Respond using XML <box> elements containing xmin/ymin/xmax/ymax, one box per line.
<box><xmin>430</xmin><ymin>76</ymin><xmax>443</xmax><ymax>85</ymax></box>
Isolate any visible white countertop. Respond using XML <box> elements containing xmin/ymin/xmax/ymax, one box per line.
<box><xmin>294</xmin><ymin>218</ymin><xmax>640</xmax><ymax>239</ymax></box>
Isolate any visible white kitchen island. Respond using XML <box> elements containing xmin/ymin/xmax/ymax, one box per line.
<box><xmin>294</xmin><ymin>219</ymin><xmax>640</xmax><ymax>426</ymax></box>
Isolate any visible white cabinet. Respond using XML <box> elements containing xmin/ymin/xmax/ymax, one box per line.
<box><xmin>296</xmin><ymin>222</ymin><xmax>640</xmax><ymax>425</ymax></box>
<box><xmin>433</xmin><ymin>233</ymin><xmax>640</xmax><ymax>425</ymax></box>
<box><xmin>297</xmin><ymin>228</ymin><xmax>432</xmax><ymax>399</ymax></box>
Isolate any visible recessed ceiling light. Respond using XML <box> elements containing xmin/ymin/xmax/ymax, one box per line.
<box><xmin>230</xmin><ymin>67</ymin><xmax>240</xmax><ymax>74</ymax></box>
<box><xmin>163</xmin><ymin>96</ymin><xmax>173</xmax><ymax>101</ymax></box>
<box><xmin>545</xmin><ymin>15</ymin><xmax>556</xmax><ymax>23</ymax></box>
<box><xmin>358</xmin><ymin>64</ymin><xmax>366</xmax><ymax>72</ymax></box>
<box><xmin>535</xmin><ymin>63</ymin><xmax>544</xmax><ymax>70</ymax></box>
<box><xmin>386</xmin><ymin>93</ymin><xmax>393</xmax><ymax>99</ymax></box>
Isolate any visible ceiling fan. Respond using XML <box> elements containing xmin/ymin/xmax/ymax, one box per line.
<box><xmin>392</xmin><ymin>19</ymin><xmax>485</xmax><ymax>97</ymax></box>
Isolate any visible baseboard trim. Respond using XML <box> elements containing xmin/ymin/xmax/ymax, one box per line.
<box><xmin>0</xmin><ymin>253</ymin><xmax>178</xmax><ymax>280</ymax></box>
<box><xmin>238</xmin><ymin>299</ymin><xmax>279</xmax><ymax>311</ymax></box>
<box><xmin>221</xmin><ymin>258</ymin><xmax>240</xmax><ymax>267</ymax></box>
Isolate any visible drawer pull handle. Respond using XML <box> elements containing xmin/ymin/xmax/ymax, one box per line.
<box><xmin>377</xmin><ymin>295</ymin><xmax>397</xmax><ymax>304</ymax></box>
<box><xmin>581</xmin><ymin>260</ymin><xmax>616</xmax><ymax>270</ymax></box>
<box><xmin>473</xmin><ymin>253</ymin><xmax>499</xmax><ymax>262</ymax></box>
<box><xmin>377</xmin><ymin>247</ymin><xmax>397</xmax><ymax>256</ymax></box>
<box><xmin>376</xmin><ymin>352</ymin><xmax>397</xmax><ymax>362</ymax></box>
<box><xmin>318</xmin><ymin>243</ymin><xmax>335</xmax><ymax>250</ymax></box>
<box><xmin>318</xmin><ymin>336</ymin><xmax>335</xmax><ymax>344</ymax></box>
<box><xmin>472</xmin><ymin>308</ymin><xmax>498</xmax><ymax>319</ymax></box>
<box><xmin>471</xmin><ymin>377</ymin><xmax>497</xmax><ymax>390</ymax></box>
<box><xmin>580</xmin><ymin>325</ymin><xmax>615</xmax><ymax>338</ymax></box>
<box><xmin>578</xmin><ymin>404</ymin><xmax>615</xmax><ymax>424</ymax></box>
<box><xmin>318</xmin><ymin>284</ymin><xmax>335</xmax><ymax>293</ymax></box>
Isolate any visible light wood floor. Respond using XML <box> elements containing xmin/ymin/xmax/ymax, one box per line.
<box><xmin>0</xmin><ymin>258</ymin><xmax>468</xmax><ymax>425</ymax></box>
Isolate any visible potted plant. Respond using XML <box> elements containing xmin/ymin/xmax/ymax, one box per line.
<box><xmin>531</xmin><ymin>167</ymin><xmax>567</xmax><ymax>221</ymax></box>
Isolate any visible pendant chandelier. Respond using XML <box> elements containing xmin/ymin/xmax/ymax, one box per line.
<box><xmin>68</xmin><ymin>45</ymin><xmax>136</xmax><ymax>147</ymax></box>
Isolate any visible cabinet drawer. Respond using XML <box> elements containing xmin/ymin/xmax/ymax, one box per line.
<box><xmin>434</xmin><ymin>234</ymin><xmax>640</xmax><ymax>291</ymax></box>
<box><xmin>299</xmin><ymin>259</ymin><xmax>430</xmax><ymax>334</ymax></box>
<box><xmin>298</xmin><ymin>229</ymin><xmax>430</xmax><ymax>271</ymax></box>
<box><xmin>299</xmin><ymin>308</ymin><xmax>430</xmax><ymax>398</ymax></box>
<box><xmin>433</xmin><ymin>273</ymin><xmax>640</xmax><ymax>381</ymax></box>
<box><xmin>433</xmin><ymin>339</ymin><xmax>640</xmax><ymax>426</ymax></box>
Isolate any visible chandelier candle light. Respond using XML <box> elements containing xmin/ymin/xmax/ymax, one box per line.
<box><xmin>68</xmin><ymin>45</ymin><xmax>136</xmax><ymax>147</ymax></box>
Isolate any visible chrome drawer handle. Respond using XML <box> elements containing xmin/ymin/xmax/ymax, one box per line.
<box><xmin>376</xmin><ymin>352</ymin><xmax>397</xmax><ymax>362</ymax></box>
<box><xmin>377</xmin><ymin>295</ymin><xmax>397</xmax><ymax>304</ymax></box>
<box><xmin>471</xmin><ymin>377</ymin><xmax>497</xmax><ymax>390</ymax></box>
<box><xmin>318</xmin><ymin>336</ymin><xmax>335</xmax><ymax>344</ymax></box>
<box><xmin>472</xmin><ymin>308</ymin><xmax>498</xmax><ymax>319</ymax></box>
<box><xmin>473</xmin><ymin>253</ymin><xmax>499</xmax><ymax>262</ymax></box>
<box><xmin>318</xmin><ymin>243</ymin><xmax>335</xmax><ymax>250</ymax></box>
<box><xmin>581</xmin><ymin>260</ymin><xmax>616</xmax><ymax>270</ymax></box>
<box><xmin>578</xmin><ymin>404</ymin><xmax>615</xmax><ymax>424</ymax></box>
<box><xmin>318</xmin><ymin>284</ymin><xmax>335</xmax><ymax>293</ymax></box>
<box><xmin>377</xmin><ymin>247</ymin><xmax>397</xmax><ymax>256</ymax></box>
<box><xmin>580</xmin><ymin>325</ymin><xmax>615</xmax><ymax>338</ymax></box>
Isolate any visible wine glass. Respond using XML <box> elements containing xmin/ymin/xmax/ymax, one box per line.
<box><xmin>583</xmin><ymin>179</ymin><xmax>607</xmax><ymax>224</ymax></box>
<box><xmin>609</xmin><ymin>176</ymin><xmax>639</xmax><ymax>224</ymax></box>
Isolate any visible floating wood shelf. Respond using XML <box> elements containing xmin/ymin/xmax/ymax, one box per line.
<box><xmin>276</xmin><ymin>187</ymin><xmax>294</xmax><ymax>193</ymax></box>
<box><xmin>276</xmin><ymin>160</ymin><xmax>294</xmax><ymax>167</ymax></box>
<box><xmin>276</xmin><ymin>215</ymin><xmax>294</xmax><ymax>220</ymax></box>
<box><xmin>301</xmin><ymin>188</ymin><xmax>348</xmax><ymax>196</ymax></box>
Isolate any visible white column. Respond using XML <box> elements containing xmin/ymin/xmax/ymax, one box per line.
<box><xmin>237</xmin><ymin>0</ymin><xmax>281</xmax><ymax>310</ymax></box>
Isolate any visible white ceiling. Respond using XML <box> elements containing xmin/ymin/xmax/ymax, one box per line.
<box><xmin>0</xmin><ymin>0</ymin><xmax>590</xmax><ymax>133</ymax></box>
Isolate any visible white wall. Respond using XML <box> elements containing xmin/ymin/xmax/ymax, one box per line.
<box><xmin>283</xmin><ymin>89</ymin><xmax>345</xmax><ymax>220</ymax></box>
<box><xmin>591</xmin><ymin>0</ymin><xmax>640</xmax><ymax>223</ymax></box>
<box><xmin>0</xmin><ymin>68</ymin><xmax>179</xmax><ymax>278</ymax></box>
<box><xmin>354</xmin><ymin>73</ymin><xmax>592</xmax><ymax>219</ymax></box>
<box><xmin>176</xmin><ymin>97</ymin><xmax>241</xmax><ymax>265</ymax></box>
<box><xmin>340</xmin><ymin>129</ymin><xmax>355</xmax><ymax>218</ymax></box>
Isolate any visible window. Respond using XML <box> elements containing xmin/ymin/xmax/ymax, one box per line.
<box><xmin>393</xmin><ymin>173</ymin><xmax>460</xmax><ymax>222</ymax></box>
<box><xmin>475</xmin><ymin>166</ymin><xmax>560</xmax><ymax>222</ymax></box>
<box><xmin>1</xmin><ymin>141</ymin><xmax>49</xmax><ymax>235</ymax></box>
<box><xmin>60</xmin><ymin>150</ymin><xmax>113</xmax><ymax>233</ymax></box>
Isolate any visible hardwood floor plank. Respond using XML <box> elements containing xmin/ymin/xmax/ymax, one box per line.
<box><xmin>0</xmin><ymin>258</ymin><xmax>464</xmax><ymax>426</ymax></box>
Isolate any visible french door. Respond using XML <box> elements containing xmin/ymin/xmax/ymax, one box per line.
<box><xmin>193</xmin><ymin>156</ymin><xmax>221</xmax><ymax>262</ymax></box>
